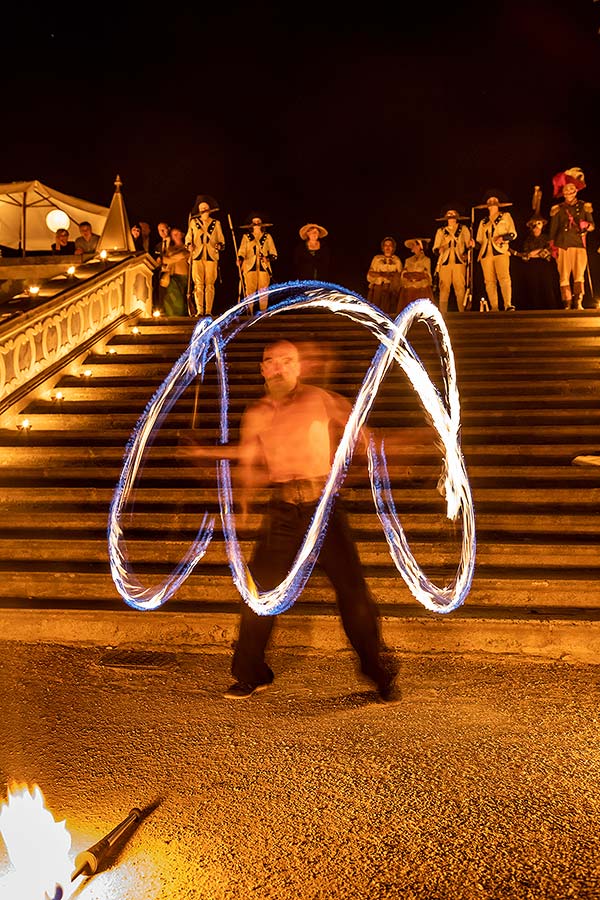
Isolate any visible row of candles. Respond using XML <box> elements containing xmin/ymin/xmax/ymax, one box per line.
<box><xmin>15</xmin><ymin>318</ymin><xmax>161</xmax><ymax>431</ymax></box>
<box><xmin>25</xmin><ymin>251</ymin><xmax>113</xmax><ymax>296</ymax></box>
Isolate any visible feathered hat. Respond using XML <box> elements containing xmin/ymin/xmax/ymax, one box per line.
<box><xmin>552</xmin><ymin>167</ymin><xmax>586</xmax><ymax>198</ymax></box>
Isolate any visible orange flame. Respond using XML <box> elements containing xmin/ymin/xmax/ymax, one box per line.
<box><xmin>0</xmin><ymin>782</ymin><xmax>72</xmax><ymax>900</ymax></box>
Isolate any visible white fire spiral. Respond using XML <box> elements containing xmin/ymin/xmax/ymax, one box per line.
<box><xmin>108</xmin><ymin>282</ymin><xmax>476</xmax><ymax>615</ymax></box>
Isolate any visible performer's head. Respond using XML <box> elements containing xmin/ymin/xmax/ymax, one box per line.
<box><xmin>299</xmin><ymin>223</ymin><xmax>328</xmax><ymax>244</ymax></box>
<box><xmin>527</xmin><ymin>217</ymin><xmax>547</xmax><ymax>235</ymax></box>
<box><xmin>193</xmin><ymin>194</ymin><xmax>218</xmax><ymax>217</ymax></box>
<box><xmin>381</xmin><ymin>236</ymin><xmax>396</xmax><ymax>255</ymax></box>
<box><xmin>481</xmin><ymin>189</ymin><xmax>511</xmax><ymax>210</ymax></box>
<box><xmin>552</xmin><ymin>167</ymin><xmax>585</xmax><ymax>200</ymax></box>
<box><xmin>260</xmin><ymin>340</ymin><xmax>301</xmax><ymax>398</ymax></box>
<box><xmin>404</xmin><ymin>238</ymin><xmax>424</xmax><ymax>255</ymax></box>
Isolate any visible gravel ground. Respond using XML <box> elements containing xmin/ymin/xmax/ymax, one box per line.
<box><xmin>1</xmin><ymin>642</ymin><xmax>599</xmax><ymax>900</ymax></box>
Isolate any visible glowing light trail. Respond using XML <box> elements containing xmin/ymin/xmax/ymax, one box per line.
<box><xmin>108</xmin><ymin>282</ymin><xmax>476</xmax><ymax>615</ymax></box>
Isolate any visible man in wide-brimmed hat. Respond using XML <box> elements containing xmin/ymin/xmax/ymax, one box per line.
<box><xmin>549</xmin><ymin>167</ymin><xmax>595</xmax><ymax>310</ymax></box>
<box><xmin>432</xmin><ymin>207</ymin><xmax>473</xmax><ymax>314</ymax></box>
<box><xmin>185</xmin><ymin>194</ymin><xmax>225</xmax><ymax>317</ymax></box>
<box><xmin>237</xmin><ymin>213</ymin><xmax>278</xmax><ymax>313</ymax></box>
<box><xmin>475</xmin><ymin>189</ymin><xmax>517</xmax><ymax>311</ymax></box>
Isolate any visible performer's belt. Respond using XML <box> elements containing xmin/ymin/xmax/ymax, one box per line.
<box><xmin>271</xmin><ymin>477</ymin><xmax>327</xmax><ymax>505</ymax></box>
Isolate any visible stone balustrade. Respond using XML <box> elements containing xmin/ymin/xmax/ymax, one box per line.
<box><xmin>0</xmin><ymin>253</ymin><xmax>154</xmax><ymax>424</ymax></box>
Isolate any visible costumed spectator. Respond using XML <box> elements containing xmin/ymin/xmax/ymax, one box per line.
<box><xmin>74</xmin><ymin>221</ymin><xmax>99</xmax><ymax>259</ymax></box>
<box><xmin>475</xmin><ymin>190</ymin><xmax>517</xmax><ymax>312</ymax></box>
<box><xmin>130</xmin><ymin>223</ymin><xmax>145</xmax><ymax>252</ymax></box>
<box><xmin>50</xmin><ymin>228</ymin><xmax>76</xmax><ymax>255</ymax></box>
<box><xmin>139</xmin><ymin>221</ymin><xmax>153</xmax><ymax>254</ymax></box>
<box><xmin>549</xmin><ymin>167</ymin><xmax>595</xmax><ymax>310</ymax></box>
<box><xmin>185</xmin><ymin>194</ymin><xmax>225</xmax><ymax>317</ymax></box>
<box><xmin>397</xmin><ymin>238</ymin><xmax>433</xmax><ymax>312</ymax></box>
<box><xmin>366</xmin><ymin>237</ymin><xmax>403</xmax><ymax>315</ymax></box>
<box><xmin>238</xmin><ymin>213</ymin><xmax>278</xmax><ymax>313</ymax></box>
<box><xmin>154</xmin><ymin>221</ymin><xmax>172</xmax><ymax>259</ymax></box>
<box><xmin>293</xmin><ymin>223</ymin><xmax>331</xmax><ymax>282</ymax></box>
<box><xmin>153</xmin><ymin>222</ymin><xmax>172</xmax><ymax>312</ymax></box>
<box><xmin>161</xmin><ymin>227</ymin><xmax>190</xmax><ymax>317</ymax></box>
<box><xmin>511</xmin><ymin>216</ymin><xmax>562</xmax><ymax>310</ymax></box>
<box><xmin>432</xmin><ymin>207</ymin><xmax>473</xmax><ymax>314</ymax></box>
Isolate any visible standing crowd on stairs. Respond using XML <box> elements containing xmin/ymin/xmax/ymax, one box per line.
<box><xmin>129</xmin><ymin>166</ymin><xmax>595</xmax><ymax>319</ymax></box>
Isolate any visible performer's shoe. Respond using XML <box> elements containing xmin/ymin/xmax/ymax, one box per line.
<box><xmin>223</xmin><ymin>680</ymin><xmax>272</xmax><ymax>700</ymax></box>
<box><xmin>504</xmin><ymin>305</ymin><xmax>516</xmax><ymax>312</ymax></box>
<box><xmin>377</xmin><ymin>676</ymin><xmax>402</xmax><ymax>703</ymax></box>
<box><xmin>375</xmin><ymin>660</ymin><xmax>401</xmax><ymax>702</ymax></box>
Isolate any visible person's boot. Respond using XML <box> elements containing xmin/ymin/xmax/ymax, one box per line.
<box><xmin>573</xmin><ymin>283</ymin><xmax>584</xmax><ymax>310</ymax></box>
<box><xmin>561</xmin><ymin>287</ymin><xmax>572</xmax><ymax>310</ymax></box>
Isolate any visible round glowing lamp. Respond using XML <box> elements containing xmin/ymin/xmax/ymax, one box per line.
<box><xmin>45</xmin><ymin>209</ymin><xmax>70</xmax><ymax>232</ymax></box>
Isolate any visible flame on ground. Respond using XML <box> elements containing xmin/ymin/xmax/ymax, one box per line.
<box><xmin>0</xmin><ymin>782</ymin><xmax>72</xmax><ymax>900</ymax></box>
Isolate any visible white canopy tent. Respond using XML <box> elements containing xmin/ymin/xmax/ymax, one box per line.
<box><xmin>0</xmin><ymin>180</ymin><xmax>109</xmax><ymax>254</ymax></box>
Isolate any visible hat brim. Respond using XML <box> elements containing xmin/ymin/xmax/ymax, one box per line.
<box><xmin>299</xmin><ymin>223</ymin><xmax>328</xmax><ymax>240</ymax></box>
<box><xmin>240</xmin><ymin>222</ymin><xmax>274</xmax><ymax>229</ymax></box>
<box><xmin>404</xmin><ymin>238</ymin><xmax>431</xmax><ymax>249</ymax></box>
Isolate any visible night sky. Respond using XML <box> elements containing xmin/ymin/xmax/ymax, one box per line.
<box><xmin>4</xmin><ymin>2</ymin><xmax>600</xmax><ymax>293</ymax></box>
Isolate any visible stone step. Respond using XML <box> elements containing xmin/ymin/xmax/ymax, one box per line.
<box><xmin>22</xmin><ymin>381</ymin><xmax>600</xmax><ymax>402</ymax></box>
<box><xmin>0</xmin><ymin>566</ymin><xmax>597</xmax><ymax>608</ymax></box>
<box><xmin>0</xmin><ymin>532</ymin><xmax>596</xmax><ymax>568</ymax></box>
<box><xmin>1</xmin><ymin>441</ymin><xmax>598</xmax><ymax>465</ymax></box>
<box><xmin>20</xmin><ymin>394</ymin><xmax>600</xmax><ymax>417</ymax></box>
<box><xmin>1</xmin><ymin>468</ymin><xmax>600</xmax><ymax>495</ymax></box>
<box><xmin>2</xmin><ymin>509</ymin><xmax>599</xmax><ymax>533</ymax></box>
<box><xmin>2</xmin><ymin>485</ymin><xmax>600</xmax><ymax>509</ymax></box>
<box><xmin>11</xmin><ymin>404</ymin><xmax>600</xmax><ymax>432</ymax></box>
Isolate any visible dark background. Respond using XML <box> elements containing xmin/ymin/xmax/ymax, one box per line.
<box><xmin>3</xmin><ymin>1</ymin><xmax>600</xmax><ymax>306</ymax></box>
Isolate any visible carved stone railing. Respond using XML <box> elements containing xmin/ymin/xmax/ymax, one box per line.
<box><xmin>0</xmin><ymin>254</ymin><xmax>154</xmax><ymax>425</ymax></box>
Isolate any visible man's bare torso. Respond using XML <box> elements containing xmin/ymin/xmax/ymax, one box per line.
<box><xmin>242</xmin><ymin>383</ymin><xmax>350</xmax><ymax>483</ymax></box>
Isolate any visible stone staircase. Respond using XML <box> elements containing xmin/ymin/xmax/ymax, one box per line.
<box><xmin>1</xmin><ymin>306</ymin><xmax>599</xmax><ymax>660</ymax></box>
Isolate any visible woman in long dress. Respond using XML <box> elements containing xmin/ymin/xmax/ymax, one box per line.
<box><xmin>511</xmin><ymin>217</ymin><xmax>562</xmax><ymax>310</ymax></box>
<box><xmin>162</xmin><ymin>227</ymin><xmax>190</xmax><ymax>316</ymax></box>
<box><xmin>397</xmin><ymin>238</ymin><xmax>433</xmax><ymax>312</ymax></box>
<box><xmin>366</xmin><ymin>236</ymin><xmax>403</xmax><ymax>315</ymax></box>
